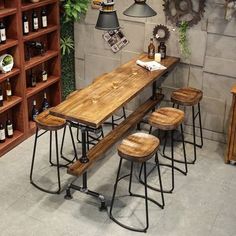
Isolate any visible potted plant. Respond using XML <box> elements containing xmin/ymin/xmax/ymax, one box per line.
<box><xmin>0</xmin><ymin>54</ymin><xmax>14</xmax><ymax>73</ymax></box>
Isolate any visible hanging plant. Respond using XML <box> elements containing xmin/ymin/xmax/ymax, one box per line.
<box><xmin>178</xmin><ymin>21</ymin><xmax>191</xmax><ymax>58</ymax></box>
<box><xmin>60</xmin><ymin>0</ymin><xmax>90</xmax><ymax>23</ymax></box>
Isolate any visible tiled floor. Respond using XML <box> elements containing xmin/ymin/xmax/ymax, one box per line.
<box><xmin>0</xmin><ymin>126</ymin><xmax>236</xmax><ymax>236</ymax></box>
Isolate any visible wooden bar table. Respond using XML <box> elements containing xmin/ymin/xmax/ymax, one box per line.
<box><xmin>50</xmin><ymin>53</ymin><xmax>179</xmax><ymax>209</ymax></box>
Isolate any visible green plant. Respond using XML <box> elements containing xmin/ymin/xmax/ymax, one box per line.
<box><xmin>2</xmin><ymin>55</ymin><xmax>13</xmax><ymax>66</ymax></box>
<box><xmin>60</xmin><ymin>36</ymin><xmax>74</xmax><ymax>56</ymax></box>
<box><xmin>178</xmin><ymin>21</ymin><xmax>191</xmax><ymax>58</ymax></box>
<box><xmin>60</xmin><ymin>0</ymin><xmax>89</xmax><ymax>23</ymax></box>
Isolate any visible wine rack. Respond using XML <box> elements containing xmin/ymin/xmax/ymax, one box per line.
<box><xmin>0</xmin><ymin>0</ymin><xmax>61</xmax><ymax>156</ymax></box>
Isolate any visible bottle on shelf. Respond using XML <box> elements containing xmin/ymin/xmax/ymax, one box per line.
<box><xmin>30</xmin><ymin>69</ymin><xmax>36</xmax><ymax>87</ymax></box>
<box><xmin>0</xmin><ymin>122</ymin><xmax>5</xmax><ymax>143</ymax></box>
<box><xmin>26</xmin><ymin>41</ymin><xmax>45</xmax><ymax>60</ymax></box>
<box><xmin>32</xmin><ymin>11</ymin><xmax>39</xmax><ymax>32</ymax></box>
<box><xmin>0</xmin><ymin>21</ymin><xmax>6</xmax><ymax>44</ymax></box>
<box><xmin>6</xmin><ymin>79</ymin><xmax>12</xmax><ymax>101</ymax></box>
<box><xmin>32</xmin><ymin>100</ymin><xmax>39</xmax><ymax>121</ymax></box>
<box><xmin>41</xmin><ymin>8</ymin><xmax>48</xmax><ymax>28</ymax></box>
<box><xmin>158</xmin><ymin>41</ymin><xmax>166</xmax><ymax>59</ymax></box>
<box><xmin>22</xmin><ymin>14</ymin><xmax>29</xmax><ymax>35</ymax></box>
<box><xmin>42</xmin><ymin>92</ymin><xmax>50</xmax><ymax>111</ymax></box>
<box><xmin>0</xmin><ymin>86</ymin><xmax>3</xmax><ymax>107</ymax></box>
<box><xmin>6</xmin><ymin>119</ymin><xmax>13</xmax><ymax>138</ymax></box>
<box><xmin>41</xmin><ymin>63</ymin><xmax>47</xmax><ymax>82</ymax></box>
<box><xmin>148</xmin><ymin>38</ymin><xmax>155</xmax><ymax>60</ymax></box>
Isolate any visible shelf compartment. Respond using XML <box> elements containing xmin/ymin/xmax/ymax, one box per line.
<box><xmin>0</xmin><ymin>8</ymin><xmax>17</xmax><ymax>18</ymax></box>
<box><xmin>0</xmin><ymin>68</ymin><xmax>20</xmax><ymax>83</ymax></box>
<box><xmin>24</xmin><ymin>50</ymin><xmax>58</xmax><ymax>71</ymax></box>
<box><xmin>0</xmin><ymin>39</ymin><xmax>18</xmax><ymax>52</ymax></box>
<box><xmin>0</xmin><ymin>96</ymin><xmax>22</xmax><ymax>114</ymax></box>
<box><xmin>21</xmin><ymin>0</ymin><xmax>57</xmax><ymax>11</ymax></box>
<box><xmin>23</xmin><ymin>25</ymin><xmax>58</xmax><ymax>42</ymax></box>
<box><xmin>0</xmin><ymin>130</ymin><xmax>24</xmax><ymax>155</ymax></box>
<box><xmin>26</xmin><ymin>75</ymin><xmax>59</xmax><ymax>98</ymax></box>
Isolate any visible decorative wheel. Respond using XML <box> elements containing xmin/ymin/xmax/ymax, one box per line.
<box><xmin>153</xmin><ymin>24</ymin><xmax>170</xmax><ymax>42</ymax></box>
<box><xmin>163</xmin><ymin>0</ymin><xmax>206</xmax><ymax>27</ymax></box>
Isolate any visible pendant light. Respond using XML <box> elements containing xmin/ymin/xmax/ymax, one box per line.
<box><xmin>95</xmin><ymin>1</ymin><xmax>120</xmax><ymax>31</ymax></box>
<box><xmin>123</xmin><ymin>0</ymin><xmax>157</xmax><ymax>18</ymax></box>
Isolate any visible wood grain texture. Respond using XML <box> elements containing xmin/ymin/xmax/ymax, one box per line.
<box><xmin>35</xmin><ymin>108</ymin><xmax>66</xmax><ymax>131</ymax></box>
<box><xmin>50</xmin><ymin>55</ymin><xmax>179</xmax><ymax>128</ymax></box>
<box><xmin>171</xmin><ymin>87</ymin><xmax>203</xmax><ymax>106</ymax></box>
<box><xmin>67</xmin><ymin>94</ymin><xmax>164</xmax><ymax>176</ymax></box>
<box><xmin>118</xmin><ymin>133</ymin><xmax>160</xmax><ymax>162</ymax></box>
<box><xmin>225</xmin><ymin>85</ymin><xmax>236</xmax><ymax>163</ymax></box>
<box><xmin>148</xmin><ymin>107</ymin><xmax>184</xmax><ymax>131</ymax></box>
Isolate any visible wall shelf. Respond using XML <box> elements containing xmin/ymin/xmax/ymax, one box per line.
<box><xmin>0</xmin><ymin>39</ymin><xmax>18</xmax><ymax>51</ymax></box>
<box><xmin>0</xmin><ymin>8</ymin><xmax>17</xmax><ymax>18</ymax></box>
<box><xmin>21</xmin><ymin>0</ymin><xmax>57</xmax><ymax>11</ymax></box>
<box><xmin>0</xmin><ymin>68</ymin><xmax>20</xmax><ymax>83</ymax></box>
<box><xmin>0</xmin><ymin>96</ymin><xmax>22</xmax><ymax>113</ymax></box>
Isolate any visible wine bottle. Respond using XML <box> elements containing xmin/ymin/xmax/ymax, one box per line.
<box><xmin>22</xmin><ymin>14</ymin><xmax>29</xmax><ymax>35</ymax></box>
<box><xmin>6</xmin><ymin>119</ymin><xmax>13</xmax><ymax>138</ymax></box>
<box><xmin>0</xmin><ymin>21</ymin><xmax>6</xmax><ymax>44</ymax></box>
<box><xmin>0</xmin><ymin>86</ymin><xmax>3</xmax><ymax>107</ymax></box>
<box><xmin>41</xmin><ymin>63</ymin><xmax>47</xmax><ymax>82</ymax></box>
<box><xmin>148</xmin><ymin>38</ymin><xmax>155</xmax><ymax>59</ymax></box>
<box><xmin>0</xmin><ymin>122</ymin><xmax>5</xmax><ymax>143</ymax></box>
<box><xmin>30</xmin><ymin>69</ymin><xmax>36</xmax><ymax>87</ymax></box>
<box><xmin>41</xmin><ymin>8</ymin><xmax>48</xmax><ymax>28</ymax></box>
<box><xmin>158</xmin><ymin>42</ymin><xmax>166</xmax><ymax>59</ymax></box>
<box><xmin>32</xmin><ymin>11</ymin><xmax>39</xmax><ymax>32</ymax></box>
<box><xmin>42</xmin><ymin>92</ymin><xmax>50</xmax><ymax>111</ymax></box>
<box><xmin>32</xmin><ymin>100</ymin><xmax>39</xmax><ymax>121</ymax></box>
<box><xmin>6</xmin><ymin>79</ymin><xmax>12</xmax><ymax>101</ymax></box>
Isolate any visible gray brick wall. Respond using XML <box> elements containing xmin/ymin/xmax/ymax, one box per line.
<box><xmin>74</xmin><ymin>0</ymin><xmax>236</xmax><ymax>142</ymax></box>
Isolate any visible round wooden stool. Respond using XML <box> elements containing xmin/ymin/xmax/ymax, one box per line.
<box><xmin>110</xmin><ymin>133</ymin><xmax>164</xmax><ymax>233</ymax></box>
<box><xmin>148</xmin><ymin>107</ymin><xmax>187</xmax><ymax>194</ymax></box>
<box><xmin>30</xmin><ymin>109</ymin><xmax>69</xmax><ymax>194</ymax></box>
<box><xmin>171</xmin><ymin>87</ymin><xmax>203</xmax><ymax>164</ymax></box>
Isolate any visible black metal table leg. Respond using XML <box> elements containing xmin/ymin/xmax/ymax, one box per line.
<box><xmin>79</xmin><ymin>127</ymin><xmax>89</xmax><ymax>163</ymax></box>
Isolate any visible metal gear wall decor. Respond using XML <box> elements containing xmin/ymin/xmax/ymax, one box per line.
<box><xmin>163</xmin><ymin>0</ymin><xmax>206</xmax><ymax>27</ymax></box>
<box><xmin>153</xmin><ymin>24</ymin><xmax>170</xmax><ymax>42</ymax></box>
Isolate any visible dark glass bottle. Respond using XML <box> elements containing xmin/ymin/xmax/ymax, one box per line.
<box><xmin>32</xmin><ymin>100</ymin><xmax>39</xmax><ymax>121</ymax></box>
<box><xmin>0</xmin><ymin>122</ymin><xmax>5</xmax><ymax>143</ymax></box>
<box><xmin>42</xmin><ymin>92</ymin><xmax>50</xmax><ymax>111</ymax></box>
<box><xmin>6</xmin><ymin>79</ymin><xmax>12</xmax><ymax>101</ymax></box>
<box><xmin>6</xmin><ymin>119</ymin><xmax>13</xmax><ymax>138</ymax></box>
<box><xmin>41</xmin><ymin>63</ymin><xmax>47</xmax><ymax>82</ymax></box>
<box><xmin>158</xmin><ymin>41</ymin><xmax>166</xmax><ymax>59</ymax></box>
<box><xmin>148</xmin><ymin>38</ymin><xmax>155</xmax><ymax>59</ymax></box>
<box><xmin>0</xmin><ymin>21</ymin><xmax>6</xmax><ymax>44</ymax></box>
<box><xmin>32</xmin><ymin>11</ymin><xmax>39</xmax><ymax>32</ymax></box>
<box><xmin>30</xmin><ymin>69</ymin><xmax>36</xmax><ymax>87</ymax></box>
<box><xmin>0</xmin><ymin>86</ymin><xmax>3</xmax><ymax>107</ymax></box>
<box><xmin>41</xmin><ymin>8</ymin><xmax>48</xmax><ymax>28</ymax></box>
<box><xmin>22</xmin><ymin>14</ymin><xmax>29</xmax><ymax>35</ymax></box>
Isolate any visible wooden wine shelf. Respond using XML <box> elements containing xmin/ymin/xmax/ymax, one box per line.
<box><xmin>0</xmin><ymin>8</ymin><xmax>17</xmax><ymax>18</ymax></box>
<box><xmin>24</xmin><ymin>50</ymin><xmax>58</xmax><ymax>71</ymax></box>
<box><xmin>21</xmin><ymin>0</ymin><xmax>57</xmax><ymax>11</ymax></box>
<box><xmin>0</xmin><ymin>68</ymin><xmax>20</xmax><ymax>83</ymax></box>
<box><xmin>28</xmin><ymin>121</ymin><xmax>36</xmax><ymax>135</ymax></box>
<box><xmin>23</xmin><ymin>25</ymin><xmax>58</xmax><ymax>42</ymax></box>
<box><xmin>0</xmin><ymin>96</ymin><xmax>22</xmax><ymax>113</ymax></box>
<box><xmin>26</xmin><ymin>75</ymin><xmax>60</xmax><ymax>98</ymax></box>
<box><xmin>0</xmin><ymin>39</ymin><xmax>18</xmax><ymax>51</ymax></box>
<box><xmin>0</xmin><ymin>130</ymin><xmax>24</xmax><ymax>156</ymax></box>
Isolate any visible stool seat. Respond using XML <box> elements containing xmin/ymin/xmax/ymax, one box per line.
<box><xmin>35</xmin><ymin>108</ymin><xmax>66</xmax><ymax>131</ymax></box>
<box><xmin>171</xmin><ymin>87</ymin><xmax>203</xmax><ymax>106</ymax></box>
<box><xmin>118</xmin><ymin>132</ymin><xmax>160</xmax><ymax>162</ymax></box>
<box><xmin>148</xmin><ymin>107</ymin><xmax>184</xmax><ymax>131</ymax></box>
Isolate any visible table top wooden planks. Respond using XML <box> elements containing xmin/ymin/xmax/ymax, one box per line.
<box><xmin>231</xmin><ymin>85</ymin><xmax>236</xmax><ymax>94</ymax></box>
<box><xmin>50</xmin><ymin>54</ymin><xmax>179</xmax><ymax>128</ymax></box>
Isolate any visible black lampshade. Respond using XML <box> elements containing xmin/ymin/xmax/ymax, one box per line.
<box><xmin>95</xmin><ymin>10</ymin><xmax>120</xmax><ymax>31</ymax></box>
<box><xmin>123</xmin><ymin>0</ymin><xmax>157</xmax><ymax>18</ymax></box>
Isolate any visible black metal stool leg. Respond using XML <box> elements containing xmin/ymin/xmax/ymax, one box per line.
<box><xmin>68</xmin><ymin>124</ymin><xmax>78</xmax><ymax>161</ymax></box>
<box><xmin>55</xmin><ymin>131</ymin><xmax>61</xmax><ymax>194</ymax></box>
<box><xmin>49</xmin><ymin>131</ymin><xmax>53</xmax><ymax>165</ymax></box>
<box><xmin>60</xmin><ymin>126</ymin><xmax>66</xmax><ymax>159</ymax></box>
<box><xmin>198</xmin><ymin>102</ymin><xmax>203</xmax><ymax>148</ymax></box>
<box><xmin>192</xmin><ymin>105</ymin><xmax>197</xmax><ymax>164</ymax></box>
<box><xmin>30</xmin><ymin>127</ymin><xmax>39</xmax><ymax>183</ymax></box>
<box><xmin>181</xmin><ymin>124</ymin><xmax>188</xmax><ymax>174</ymax></box>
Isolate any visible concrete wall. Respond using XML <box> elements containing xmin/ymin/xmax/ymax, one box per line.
<box><xmin>74</xmin><ymin>0</ymin><xmax>236</xmax><ymax>142</ymax></box>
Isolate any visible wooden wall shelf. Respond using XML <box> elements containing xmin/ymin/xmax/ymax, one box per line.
<box><xmin>21</xmin><ymin>0</ymin><xmax>57</xmax><ymax>11</ymax></box>
<box><xmin>0</xmin><ymin>0</ymin><xmax>61</xmax><ymax>157</ymax></box>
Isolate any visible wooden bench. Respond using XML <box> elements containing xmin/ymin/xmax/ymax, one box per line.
<box><xmin>67</xmin><ymin>94</ymin><xmax>164</xmax><ymax>176</ymax></box>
